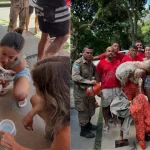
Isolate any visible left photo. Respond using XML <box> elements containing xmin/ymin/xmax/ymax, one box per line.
<box><xmin>0</xmin><ymin>0</ymin><xmax>70</xmax><ymax>149</ymax></box>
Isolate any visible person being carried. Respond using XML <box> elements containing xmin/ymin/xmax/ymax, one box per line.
<box><xmin>96</xmin><ymin>46</ymin><xmax>121</xmax><ymax>133</ymax></box>
<box><xmin>0</xmin><ymin>32</ymin><xmax>30</xmax><ymax>107</ymax></box>
<box><xmin>93</xmin><ymin>42</ymin><xmax>125</xmax><ymax>62</ymax></box>
<box><xmin>72</xmin><ymin>47</ymin><xmax>98</xmax><ymax>138</ymax></box>
<box><xmin>0</xmin><ymin>56</ymin><xmax>70</xmax><ymax>150</ymax></box>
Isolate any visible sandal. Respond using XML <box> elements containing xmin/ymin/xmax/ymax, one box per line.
<box><xmin>18</xmin><ymin>99</ymin><xmax>27</xmax><ymax>108</ymax></box>
<box><xmin>103</xmin><ymin>126</ymin><xmax>109</xmax><ymax>133</ymax></box>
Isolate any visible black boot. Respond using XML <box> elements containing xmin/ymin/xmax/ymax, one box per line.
<box><xmin>88</xmin><ymin>122</ymin><xmax>97</xmax><ymax>130</ymax></box>
<box><xmin>80</xmin><ymin>126</ymin><xmax>95</xmax><ymax>138</ymax></box>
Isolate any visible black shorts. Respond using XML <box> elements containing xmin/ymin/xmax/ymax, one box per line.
<box><xmin>38</xmin><ymin>16</ymin><xmax>69</xmax><ymax>37</ymax></box>
<box><xmin>29</xmin><ymin>6</ymin><xmax>38</xmax><ymax>15</ymax></box>
<box><xmin>29</xmin><ymin>6</ymin><xmax>34</xmax><ymax>14</ymax></box>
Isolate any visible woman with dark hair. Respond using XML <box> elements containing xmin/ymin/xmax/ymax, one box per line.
<box><xmin>0</xmin><ymin>56</ymin><xmax>70</xmax><ymax>150</ymax></box>
<box><xmin>0</xmin><ymin>32</ymin><xmax>30</xmax><ymax>107</ymax></box>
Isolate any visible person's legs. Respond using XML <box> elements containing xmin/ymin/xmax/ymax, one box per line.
<box><xmin>75</xmin><ymin>96</ymin><xmax>95</xmax><ymax>138</ymax></box>
<box><xmin>38</xmin><ymin>32</ymin><xmax>49</xmax><ymax>61</ymax></box>
<box><xmin>13</xmin><ymin>77</ymin><xmax>30</xmax><ymax>107</ymax></box>
<box><xmin>25</xmin><ymin>14</ymin><xmax>32</xmax><ymax>35</ymax></box>
<box><xmin>35</xmin><ymin>14</ymin><xmax>38</xmax><ymax>34</ymax></box>
<box><xmin>8</xmin><ymin>6</ymin><xmax>20</xmax><ymax>32</ymax></box>
<box><xmin>45</xmin><ymin>34</ymin><xmax>69</xmax><ymax>56</ymax></box>
<box><xmin>19</xmin><ymin>7</ymin><xmax>29</xmax><ymax>31</ymax></box>
<box><xmin>88</xmin><ymin>97</ymin><xmax>97</xmax><ymax>130</ymax></box>
<box><xmin>102</xmin><ymin>106</ymin><xmax>110</xmax><ymax>129</ymax></box>
<box><xmin>25</xmin><ymin>6</ymin><xmax>33</xmax><ymax>35</ymax></box>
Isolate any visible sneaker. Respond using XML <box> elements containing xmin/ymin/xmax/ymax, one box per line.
<box><xmin>18</xmin><ymin>99</ymin><xmax>27</xmax><ymax>108</ymax></box>
<box><xmin>103</xmin><ymin>126</ymin><xmax>109</xmax><ymax>133</ymax></box>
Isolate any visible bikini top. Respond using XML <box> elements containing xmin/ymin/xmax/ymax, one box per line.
<box><xmin>9</xmin><ymin>55</ymin><xmax>26</xmax><ymax>69</ymax></box>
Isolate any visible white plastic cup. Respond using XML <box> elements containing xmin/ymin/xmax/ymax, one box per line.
<box><xmin>0</xmin><ymin>119</ymin><xmax>16</xmax><ymax>136</ymax></box>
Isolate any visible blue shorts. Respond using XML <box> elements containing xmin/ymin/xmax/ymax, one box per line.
<box><xmin>144</xmin><ymin>75</ymin><xmax>150</xmax><ymax>88</ymax></box>
<box><xmin>15</xmin><ymin>67</ymin><xmax>31</xmax><ymax>81</ymax></box>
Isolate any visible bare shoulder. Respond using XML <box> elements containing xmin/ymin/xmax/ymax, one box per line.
<box><xmin>50</xmin><ymin>125</ymin><xmax>70</xmax><ymax>150</ymax></box>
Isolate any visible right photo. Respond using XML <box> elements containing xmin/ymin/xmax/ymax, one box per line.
<box><xmin>71</xmin><ymin>0</ymin><xmax>150</xmax><ymax>150</ymax></box>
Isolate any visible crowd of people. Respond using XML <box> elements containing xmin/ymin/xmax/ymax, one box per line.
<box><xmin>72</xmin><ymin>41</ymin><xmax>150</xmax><ymax>148</ymax></box>
<box><xmin>0</xmin><ymin>0</ymin><xmax>70</xmax><ymax>149</ymax></box>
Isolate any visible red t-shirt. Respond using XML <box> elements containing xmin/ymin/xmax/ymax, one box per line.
<box><xmin>137</xmin><ymin>52</ymin><xmax>145</xmax><ymax>59</ymax></box>
<box><xmin>98</xmin><ymin>52</ymin><xmax>125</xmax><ymax>62</ymax></box>
<box><xmin>96</xmin><ymin>59</ymin><xmax>120</xmax><ymax>89</ymax></box>
<box><xmin>121</xmin><ymin>55</ymin><xmax>143</xmax><ymax>63</ymax></box>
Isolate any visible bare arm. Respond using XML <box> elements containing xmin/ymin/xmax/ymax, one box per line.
<box><xmin>93</xmin><ymin>56</ymin><xmax>100</xmax><ymax>61</ymax></box>
<box><xmin>135</xmin><ymin>63</ymin><xmax>150</xmax><ymax>74</ymax></box>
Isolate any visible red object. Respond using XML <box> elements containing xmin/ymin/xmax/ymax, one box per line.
<box><xmin>98</xmin><ymin>52</ymin><xmax>125</xmax><ymax>62</ymax></box>
<box><xmin>137</xmin><ymin>51</ymin><xmax>145</xmax><ymax>59</ymax></box>
<box><xmin>121</xmin><ymin>55</ymin><xmax>143</xmax><ymax>63</ymax></box>
<box><xmin>86</xmin><ymin>83</ymin><xmax>101</xmax><ymax>96</ymax></box>
<box><xmin>93</xmin><ymin>83</ymin><xmax>101</xmax><ymax>95</ymax></box>
<box><xmin>123</xmin><ymin>81</ymin><xmax>140</xmax><ymax>101</ymax></box>
<box><xmin>66</xmin><ymin>0</ymin><xmax>70</xmax><ymax>6</ymax></box>
<box><xmin>96</xmin><ymin>59</ymin><xmax>120</xmax><ymax>89</ymax></box>
<box><xmin>130</xmin><ymin>94</ymin><xmax>150</xmax><ymax>149</ymax></box>
<box><xmin>86</xmin><ymin>86</ymin><xmax>95</xmax><ymax>96</ymax></box>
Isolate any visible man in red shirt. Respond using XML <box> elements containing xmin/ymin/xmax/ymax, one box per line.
<box><xmin>93</xmin><ymin>42</ymin><xmax>125</xmax><ymax>62</ymax></box>
<box><xmin>135</xmin><ymin>40</ymin><xmax>145</xmax><ymax>59</ymax></box>
<box><xmin>96</xmin><ymin>46</ymin><xmax>121</xmax><ymax>132</ymax></box>
<box><xmin>121</xmin><ymin>45</ymin><xmax>143</xmax><ymax>63</ymax></box>
<box><xmin>121</xmin><ymin>45</ymin><xmax>143</xmax><ymax>101</ymax></box>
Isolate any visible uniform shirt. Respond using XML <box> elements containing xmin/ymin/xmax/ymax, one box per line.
<box><xmin>121</xmin><ymin>55</ymin><xmax>143</xmax><ymax>63</ymax></box>
<box><xmin>72</xmin><ymin>56</ymin><xmax>96</xmax><ymax>85</ymax></box>
<box><xmin>96</xmin><ymin>59</ymin><xmax>120</xmax><ymax>89</ymax></box>
<box><xmin>98</xmin><ymin>52</ymin><xmax>125</xmax><ymax>62</ymax></box>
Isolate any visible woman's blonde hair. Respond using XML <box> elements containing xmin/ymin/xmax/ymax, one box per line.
<box><xmin>32</xmin><ymin>56</ymin><xmax>70</xmax><ymax>135</ymax></box>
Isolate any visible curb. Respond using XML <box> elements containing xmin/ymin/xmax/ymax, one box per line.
<box><xmin>0</xmin><ymin>3</ymin><xmax>10</xmax><ymax>7</ymax></box>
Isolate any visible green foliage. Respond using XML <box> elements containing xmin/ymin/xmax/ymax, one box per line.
<box><xmin>141</xmin><ymin>20</ymin><xmax>150</xmax><ymax>44</ymax></box>
<box><xmin>71</xmin><ymin>0</ymin><xmax>149</xmax><ymax>61</ymax></box>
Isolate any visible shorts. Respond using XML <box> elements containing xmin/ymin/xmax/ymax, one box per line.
<box><xmin>29</xmin><ymin>6</ymin><xmax>38</xmax><ymax>15</ymax></box>
<box><xmin>101</xmin><ymin>87</ymin><xmax>120</xmax><ymax>107</ymax></box>
<box><xmin>15</xmin><ymin>67</ymin><xmax>31</xmax><ymax>81</ymax></box>
<box><xmin>38</xmin><ymin>16</ymin><xmax>69</xmax><ymax>37</ymax></box>
<box><xmin>144</xmin><ymin>75</ymin><xmax>150</xmax><ymax>88</ymax></box>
